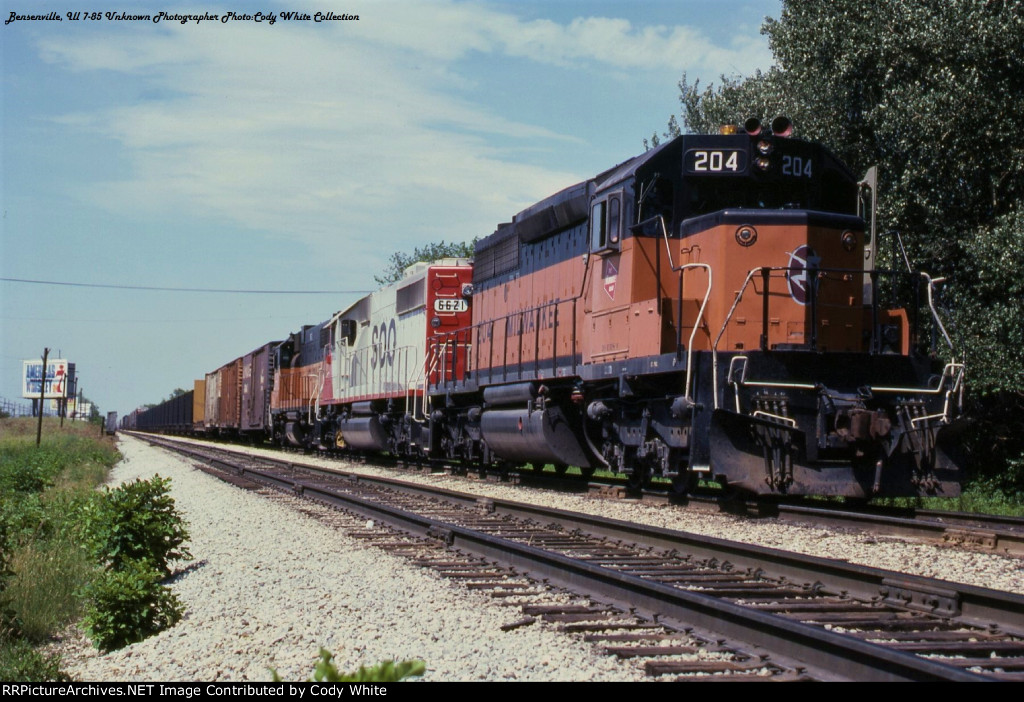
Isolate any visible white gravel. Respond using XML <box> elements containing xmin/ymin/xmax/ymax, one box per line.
<box><xmin>180</xmin><ymin>436</ymin><xmax>1024</xmax><ymax>595</ymax></box>
<box><xmin>57</xmin><ymin>433</ymin><xmax>1023</xmax><ymax>681</ymax></box>
<box><xmin>56</xmin><ymin>434</ymin><xmax>648</xmax><ymax>682</ymax></box>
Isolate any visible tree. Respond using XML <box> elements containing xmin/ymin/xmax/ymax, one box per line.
<box><xmin>374</xmin><ymin>240</ymin><xmax>476</xmax><ymax>285</ymax></box>
<box><xmin>659</xmin><ymin>0</ymin><xmax>1024</xmax><ymax>496</ymax></box>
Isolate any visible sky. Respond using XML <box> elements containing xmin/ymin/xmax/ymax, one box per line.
<box><xmin>1</xmin><ymin>0</ymin><xmax>779</xmax><ymax>417</ymax></box>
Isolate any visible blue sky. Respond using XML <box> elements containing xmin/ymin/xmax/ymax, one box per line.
<box><xmin>1</xmin><ymin>0</ymin><xmax>779</xmax><ymax>416</ymax></box>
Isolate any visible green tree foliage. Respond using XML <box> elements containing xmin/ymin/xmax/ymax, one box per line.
<box><xmin>659</xmin><ymin>0</ymin><xmax>1024</xmax><ymax>495</ymax></box>
<box><xmin>374</xmin><ymin>240</ymin><xmax>475</xmax><ymax>285</ymax></box>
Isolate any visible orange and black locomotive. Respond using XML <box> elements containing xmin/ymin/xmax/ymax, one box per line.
<box><xmin>130</xmin><ymin>118</ymin><xmax>964</xmax><ymax>499</ymax></box>
<box><xmin>428</xmin><ymin>117</ymin><xmax>964</xmax><ymax>497</ymax></box>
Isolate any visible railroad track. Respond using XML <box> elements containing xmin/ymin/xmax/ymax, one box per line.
<box><xmin>135</xmin><ymin>432</ymin><xmax>1024</xmax><ymax>558</ymax></box>
<box><xmin>748</xmin><ymin>501</ymin><xmax>1024</xmax><ymax>557</ymax></box>
<box><xmin>513</xmin><ymin>466</ymin><xmax>1024</xmax><ymax>557</ymax></box>
<box><xmin>140</xmin><ymin>433</ymin><xmax>1024</xmax><ymax>681</ymax></box>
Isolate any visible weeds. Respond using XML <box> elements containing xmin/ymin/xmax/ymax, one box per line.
<box><xmin>0</xmin><ymin>418</ymin><xmax>120</xmax><ymax>679</ymax></box>
<box><xmin>271</xmin><ymin>649</ymin><xmax>426</xmax><ymax>683</ymax></box>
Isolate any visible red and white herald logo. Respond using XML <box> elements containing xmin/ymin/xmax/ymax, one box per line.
<box><xmin>785</xmin><ymin>245</ymin><xmax>820</xmax><ymax>306</ymax></box>
<box><xmin>602</xmin><ymin>256</ymin><xmax>618</xmax><ymax>300</ymax></box>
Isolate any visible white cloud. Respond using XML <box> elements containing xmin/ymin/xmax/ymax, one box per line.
<box><xmin>354</xmin><ymin>1</ymin><xmax>770</xmax><ymax>75</ymax></box>
<box><xmin>32</xmin><ymin>1</ymin><xmax>771</xmax><ymax>269</ymax></box>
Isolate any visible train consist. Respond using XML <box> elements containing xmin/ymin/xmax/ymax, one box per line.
<box><xmin>124</xmin><ymin>118</ymin><xmax>965</xmax><ymax>498</ymax></box>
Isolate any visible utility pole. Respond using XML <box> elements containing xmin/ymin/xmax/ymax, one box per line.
<box><xmin>60</xmin><ymin>364</ymin><xmax>67</xmax><ymax>428</ymax></box>
<box><xmin>37</xmin><ymin>347</ymin><xmax>49</xmax><ymax>447</ymax></box>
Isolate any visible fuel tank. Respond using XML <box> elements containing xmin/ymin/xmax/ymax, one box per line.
<box><xmin>480</xmin><ymin>406</ymin><xmax>592</xmax><ymax>468</ymax></box>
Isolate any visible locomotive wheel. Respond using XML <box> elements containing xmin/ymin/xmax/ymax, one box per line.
<box><xmin>626</xmin><ymin>466</ymin><xmax>650</xmax><ymax>491</ymax></box>
<box><xmin>671</xmin><ymin>471</ymin><xmax>699</xmax><ymax>496</ymax></box>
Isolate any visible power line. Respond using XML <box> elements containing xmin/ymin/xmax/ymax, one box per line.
<box><xmin>1</xmin><ymin>277</ymin><xmax>371</xmax><ymax>295</ymax></box>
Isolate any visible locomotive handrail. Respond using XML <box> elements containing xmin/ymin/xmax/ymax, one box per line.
<box><xmin>415</xmin><ymin>348</ymin><xmax>442</xmax><ymax>418</ymax></box>
<box><xmin>715</xmin><ymin>267</ymin><xmax>965</xmax><ymax>423</ymax></box>
<box><xmin>431</xmin><ymin>297</ymin><xmax>571</xmax><ymax>390</ymax></box>
<box><xmin>308</xmin><ymin>368</ymin><xmax>323</xmax><ymax>426</ymax></box>
<box><xmin>712</xmin><ymin>267</ymin><xmax>761</xmax><ymax>409</ymax></box>
<box><xmin>656</xmin><ymin>214</ymin><xmax>713</xmax><ymax>402</ymax></box>
<box><xmin>712</xmin><ymin>264</ymin><xmax>943</xmax><ymax>409</ymax></box>
<box><xmin>922</xmin><ymin>274</ymin><xmax>957</xmax><ymax>363</ymax></box>
<box><xmin>415</xmin><ymin>337</ymin><xmax>468</xmax><ymax>421</ymax></box>
<box><xmin>867</xmin><ymin>361</ymin><xmax>965</xmax><ymax>425</ymax></box>
<box><xmin>725</xmin><ymin>356</ymin><xmax>818</xmax><ymax>413</ymax></box>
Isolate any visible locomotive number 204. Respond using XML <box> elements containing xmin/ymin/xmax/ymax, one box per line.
<box><xmin>688</xmin><ymin>149</ymin><xmax>742</xmax><ymax>173</ymax></box>
<box><xmin>782</xmin><ymin>154</ymin><xmax>813</xmax><ymax>178</ymax></box>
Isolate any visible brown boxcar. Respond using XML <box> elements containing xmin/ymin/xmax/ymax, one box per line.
<box><xmin>241</xmin><ymin>341</ymin><xmax>280</xmax><ymax>435</ymax></box>
<box><xmin>218</xmin><ymin>357</ymin><xmax>242</xmax><ymax>433</ymax></box>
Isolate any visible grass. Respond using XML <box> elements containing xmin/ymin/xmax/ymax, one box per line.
<box><xmin>0</xmin><ymin>417</ymin><xmax>119</xmax><ymax>681</ymax></box>
<box><xmin>532</xmin><ymin>460</ymin><xmax>1024</xmax><ymax>516</ymax></box>
<box><xmin>6</xmin><ymin>540</ymin><xmax>96</xmax><ymax>643</ymax></box>
<box><xmin>870</xmin><ymin>482</ymin><xmax>1024</xmax><ymax>517</ymax></box>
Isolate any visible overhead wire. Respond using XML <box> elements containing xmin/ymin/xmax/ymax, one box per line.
<box><xmin>0</xmin><ymin>277</ymin><xmax>371</xmax><ymax>295</ymax></box>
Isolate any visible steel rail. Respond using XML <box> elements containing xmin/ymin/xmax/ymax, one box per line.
<box><xmin>141</xmin><ymin>435</ymin><xmax>1021</xmax><ymax>681</ymax></box>
<box><xmin>144</xmin><ymin>433</ymin><xmax>1024</xmax><ymax>634</ymax></box>
<box><xmin>763</xmin><ymin>502</ymin><xmax>1024</xmax><ymax>557</ymax></box>
<box><xmin>241</xmin><ymin>466</ymin><xmax>997</xmax><ymax>680</ymax></box>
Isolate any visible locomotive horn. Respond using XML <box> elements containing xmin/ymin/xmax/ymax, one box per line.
<box><xmin>771</xmin><ymin>115</ymin><xmax>794</xmax><ymax>137</ymax></box>
<box><xmin>744</xmin><ymin>117</ymin><xmax>763</xmax><ymax>135</ymax></box>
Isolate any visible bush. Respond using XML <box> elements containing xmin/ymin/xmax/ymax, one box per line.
<box><xmin>83</xmin><ymin>475</ymin><xmax>192</xmax><ymax>575</ymax></box>
<box><xmin>77</xmin><ymin>475</ymin><xmax>192</xmax><ymax>651</ymax></box>
<box><xmin>79</xmin><ymin>559</ymin><xmax>184</xmax><ymax>652</ymax></box>
<box><xmin>272</xmin><ymin>649</ymin><xmax>426</xmax><ymax>683</ymax></box>
<box><xmin>0</xmin><ymin>635</ymin><xmax>67</xmax><ymax>682</ymax></box>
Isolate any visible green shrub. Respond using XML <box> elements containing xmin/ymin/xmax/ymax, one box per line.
<box><xmin>272</xmin><ymin>649</ymin><xmax>426</xmax><ymax>682</ymax></box>
<box><xmin>0</xmin><ymin>635</ymin><xmax>68</xmax><ymax>682</ymax></box>
<box><xmin>79</xmin><ymin>558</ymin><xmax>184</xmax><ymax>652</ymax></box>
<box><xmin>83</xmin><ymin>475</ymin><xmax>192</xmax><ymax>575</ymax></box>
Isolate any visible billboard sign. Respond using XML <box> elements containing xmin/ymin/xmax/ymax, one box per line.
<box><xmin>22</xmin><ymin>359</ymin><xmax>76</xmax><ymax>399</ymax></box>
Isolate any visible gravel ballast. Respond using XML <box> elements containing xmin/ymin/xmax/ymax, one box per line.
<box><xmin>58</xmin><ymin>435</ymin><xmax>647</xmax><ymax>682</ymax></box>
<box><xmin>58</xmin><ymin>434</ymin><xmax>1023</xmax><ymax>681</ymax></box>
<box><xmin>186</xmin><ymin>436</ymin><xmax>1024</xmax><ymax>595</ymax></box>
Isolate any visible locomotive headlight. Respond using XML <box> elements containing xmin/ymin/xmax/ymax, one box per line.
<box><xmin>431</xmin><ymin>316</ymin><xmax>442</xmax><ymax>328</ymax></box>
<box><xmin>757</xmin><ymin>139</ymin><xmax>773</xmax><ymax>155</ymax></box>
<box><xmin>841</xmin><ymin>230</ymin><xmax>858</xmax><ymax>252</ymax></box>
<box><xmin>735</xmin><ymin>225</ymin><xmax>758</xmax><ymax>247</ymax></box>
<box><xmin>755</xmin><ymin>156</ymin><xmax>771</xmax><ymax>171</ymax></box>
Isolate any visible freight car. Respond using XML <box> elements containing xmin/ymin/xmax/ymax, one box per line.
<box><xmin>128</xmin><ymin>118</ymin><xmax>964</xmax><ymax>499</ymax></box>
<box><xmin>136</xmin><ymin>390</ymin><xmax>193</xmax><ymax>434</ymax></box>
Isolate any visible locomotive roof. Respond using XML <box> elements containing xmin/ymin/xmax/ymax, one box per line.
<box><xmin>476</xmin><ymin>138</ymin><xmax>681</xmax><ymax>254</ymax></box>
<box><xmin>592</xmin><ymin>136</ymin><xmax>679</xmax><ymax>193</ymax></box>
